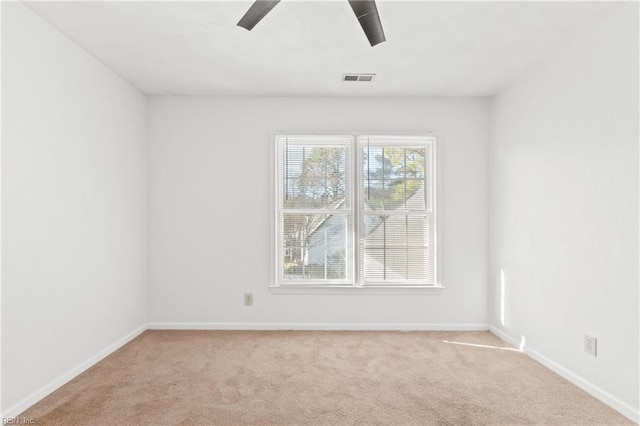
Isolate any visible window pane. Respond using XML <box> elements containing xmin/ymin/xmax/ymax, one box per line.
<box><xmin>361</xmin><ymin>214</ymin><xmax>431</xmax><ymax>283</ymax></box>
<box><xmin>282</xmin><ymin>213</ymin><xmax>350</xmax><ymax>280</ymax></box>
<box><xmin>405</xmin><ymin>148</ymin><xmax>425</xmax><ymax>179</ymax></box>
<box><xmin>363</xmin><ymin>146</ymin><xmax>426</xmax><ymax>211</ymax></box>
<box><xmin>362</xmin><ymin>214</ymin><xmax>428</xmax><ymax>247</ymax></box>
<box><xmin>363</xmin><ymin>247</ymin><xmax>430</xmax><ymax>281</ymax></box>
<box><xmin>283</xmin><ymin>145</ymin><xmax>349</xmax><ymax>210</ymax></box>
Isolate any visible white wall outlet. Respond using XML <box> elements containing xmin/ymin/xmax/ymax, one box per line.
<box><xmin>244</xmin><ymin>293</ymin><xmax>253</xmax><ymax>306</ymax></box>
<box><xmin>584</xmin><ymin>335</ymin><xmax>597</xmax><ymax>357</ymax></box>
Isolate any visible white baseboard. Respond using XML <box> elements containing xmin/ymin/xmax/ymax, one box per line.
<box><xmin>488</xmin><ymin>324</ymin><xmax>523</xmax><ymax>349</ymax></box>
<box><xmin>489</xmin><ymin>325</ymin><xmax>639</xmax><ymax>424</ymax></box>
<box><xmin>147</xmin><ymin>322</ymin><xmax>489</xmax><ymax>331</ymax></box>
<box><xmin>2</xmin><ymin>324</ymin><xmax>147</xmax><ymax>419</ymax></box>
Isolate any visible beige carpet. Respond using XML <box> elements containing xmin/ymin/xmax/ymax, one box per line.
<box><xmin>20</xmin><ymin>330</ymin><xmax>631</xmax><ymax>425</ymax></box>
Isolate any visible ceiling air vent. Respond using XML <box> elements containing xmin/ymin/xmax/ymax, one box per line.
<box><xmin>343</xmin><ymin>73</ymin><xmax>376</xmax><ymax>82</ymax></box>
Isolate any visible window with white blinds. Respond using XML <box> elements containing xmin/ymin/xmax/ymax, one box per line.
<box><xmin>274</xmin><ymin>134</ymin><xmax>437</xmax><ymax>288</ymax></box>
<box><xmin>276</xmin><ymin>136</ymin><xmax>354</xmax><ymax>285</ymax></box>
<box><xmin>359</xmin><ymin>136</ymin><xmax>435</xmax><ymax>285</ymax></box>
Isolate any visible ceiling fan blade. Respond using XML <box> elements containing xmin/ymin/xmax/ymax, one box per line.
<box><xmin>348</xmin><ymin>0</ymin><xmax>386</xmax><ymax>46</ymax></box>
<box><xmin>237</xmin><ymin>0</ymin><xmax>281</xmax><ymax>31</ymax></box>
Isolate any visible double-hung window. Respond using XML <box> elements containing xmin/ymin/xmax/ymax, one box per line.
<box><xmin>274</xmin><ymin>134</ymin><xmax>437</xmax><ymax>289</ymax></box>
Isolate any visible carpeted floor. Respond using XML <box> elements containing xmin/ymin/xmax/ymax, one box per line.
<box><xmin>20</xmin><ymin>330</ymin><xmax>631</xmax><ymax>425</ymax></box>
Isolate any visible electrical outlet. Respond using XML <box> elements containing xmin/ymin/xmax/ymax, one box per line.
<box><xmin>244</xmin><ymin>293</ymin><xmax>253</xmax><ymax>306</ymax></box>
<box><xmin>584</xmin><ymin>335</ymin><xmax>597</xmax><ymax>357</ymax></box>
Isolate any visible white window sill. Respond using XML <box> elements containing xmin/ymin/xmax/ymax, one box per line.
<box><xmin>268</xmin><ymin>285</ymin><xmax>445</xmax><ymax>295</ymax></box>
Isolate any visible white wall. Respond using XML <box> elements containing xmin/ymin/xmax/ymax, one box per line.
<box><xmin>489</xmin><ymin>3</ymin><xmax>639</xmax><ymax>419</ymax></box>
<box><xmin>1</xmin><ymin>2</ymin><xmax>147</xmax><ymax>413</ymax></box>
<box><xmin>147</xmin><ymin>96</ymin><xmax>489</xmax><ymax>327</ymax></box>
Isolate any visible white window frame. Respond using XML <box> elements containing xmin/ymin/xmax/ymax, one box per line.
<box><xmin>356</xmin><ymin>135</ymin><xmax>438</xmax><ymax>287</ymax></box>
<box><xmin>271</xmin><ymin>133</ymin><xmax>441</xmax><ymax>292</ymax></box>
<box><xmin>274</xmin><ymin>135</ymin><xmax>355</xmax><ymax>287</ymax></box>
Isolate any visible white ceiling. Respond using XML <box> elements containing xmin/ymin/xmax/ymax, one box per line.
<box><xmin>24</xmin><ymin>1</ymin><xmax>624</xmax><ymax>97</ymax></box>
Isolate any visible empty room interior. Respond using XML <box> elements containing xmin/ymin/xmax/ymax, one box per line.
<box><xmin>1</xmin><ymin>0</ymin><xmax>639</xmax><ymax>424</ymax></box>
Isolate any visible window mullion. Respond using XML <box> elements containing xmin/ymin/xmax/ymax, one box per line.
<box><xmin>350</xmin><ymin>137</ymin><xmax>356</xmax><ymax>286</ymax></box>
